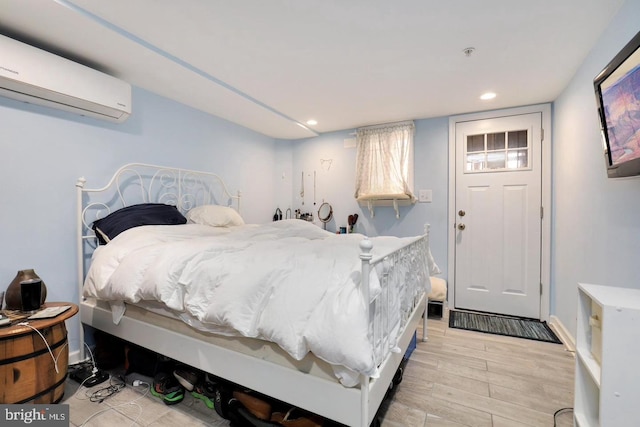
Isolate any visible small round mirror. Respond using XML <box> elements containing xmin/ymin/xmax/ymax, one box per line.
<box><xmin>318</xmin><ymin>202</ymin><xmax>333</xmax><ymax>229</ymax></box>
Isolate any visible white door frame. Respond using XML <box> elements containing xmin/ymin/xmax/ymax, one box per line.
<box><xmin>448</xmin><ymin>103</ymin><xmax>552</xmax><ymax>321</ymax></box>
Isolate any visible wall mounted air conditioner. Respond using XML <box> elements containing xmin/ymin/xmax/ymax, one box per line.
<box><xmin>0</xmin><ymin>34</ymin><xmax>131</xmax><ymax>123</ymax></box>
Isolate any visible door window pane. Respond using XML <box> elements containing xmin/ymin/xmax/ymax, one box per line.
<box><xmin>467</xmin><ymin>134</ymin><xmax>484</xmax><ymax>152</ymax></box>
<box><xmin>466</xmin><ymin>153</ymin><xmax>486</xmax><ymax>171</ymax></box>
<box><xmin>508</xmin><ymin>130</ymin><xmax>528</xmax><ymax>148</ymax></box>
<box><xmin>486</xmin><ymin>132</ymin><xmax>505</xmax><ymax>150</ymax></box>
<box><xmin>487</xmin><ymin>151</ymin><xmax>506</xmax><ymax>169</ymax></box>
<box><xmin>507</xmin><ymin>149</ymin><xmax>528</xmax><ymax>168</ymax></box>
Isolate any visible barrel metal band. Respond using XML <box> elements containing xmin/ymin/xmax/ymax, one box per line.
<box><xmin>14</xmin><ymin>374</ymin><xmax>68</xmax><ymax>404</ymax></box>
<box><xmin>0</xmin><ymin>335</ymin><xmax>67</xmax><ymax>366</ymax></box>
<box><xmin>0</xmin><ymin>325</ymin><xmax>65</xmax><ymax>342</ymax></box>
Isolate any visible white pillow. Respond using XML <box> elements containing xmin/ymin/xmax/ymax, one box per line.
<box><xmin>186</xmin><ymin>205</ymin><xmax>244</xmax><ymax>227</ymax></box>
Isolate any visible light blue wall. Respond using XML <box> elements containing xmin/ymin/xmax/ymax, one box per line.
<box><xmin>289</xmin><ymin>117</ymin><xmax>450</xmax><ymax>279</ymax></box>
<box><xmin>274</xmin><ymin>140</ymin><xmax>294</xmax><ymax>214</ymax></box>
<box><xmin>552</xmin><ymin>0</ymin><xmax>640</xmax><ymax>335</ymax></box>
<box><xmin>0</xmin><ymin>87</ymin><xmax>279</xmax><ymax>355</ymax></box>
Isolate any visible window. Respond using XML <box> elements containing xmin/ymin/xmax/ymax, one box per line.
<box><xmin>465</xmin><ymin>129</ymin><xmax>530</xmax><ymax>172</ymax></box>
<box><xmin>354</xmin><ymin>121</ymin><xmax>416</xmax><ymax>202</ymax></box>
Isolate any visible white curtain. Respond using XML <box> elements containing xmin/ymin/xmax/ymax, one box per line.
<box><xmin>354</xmin><ymin>121</ymin><xmax>416</xmax><ymax>201</ymax></box>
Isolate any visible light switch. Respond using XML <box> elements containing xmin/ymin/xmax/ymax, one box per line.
<box><xmin>418</xmin><ymin>189</ymin><xmax>432</xmax><ymax>203</ymax></box>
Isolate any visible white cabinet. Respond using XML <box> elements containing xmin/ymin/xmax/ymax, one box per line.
<box><xmin>574</xmin><ymin>283</ymin><xmax>640</xmax><ymax>426</ymax></box>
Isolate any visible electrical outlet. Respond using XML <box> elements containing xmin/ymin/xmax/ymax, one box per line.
<box><xmin>418</xmin><ymin>189</ymin><xmax>432</xmax><ymax>203</ymax></box>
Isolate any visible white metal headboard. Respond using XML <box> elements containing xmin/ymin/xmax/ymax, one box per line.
<box><xmin>75</xmin><ymin>163</ymin><xmax>241</xmax><ymax>360</ymax></box>
<box><xmin>76</xmin><ymin>163</ymin><xmax>241</xmax><ymax>281</ymax></box>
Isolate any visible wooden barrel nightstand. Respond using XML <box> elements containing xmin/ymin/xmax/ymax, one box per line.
<box><xmin>0</xmin><ymin>302</ymin><xmax>78</xmax><ymax>403</ymax></box>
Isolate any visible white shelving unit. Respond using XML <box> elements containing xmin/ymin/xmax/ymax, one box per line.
<box><xmin>574</xmin><ymin>283</ymin><xmax>640</xmax><ymax>426</ymax></box>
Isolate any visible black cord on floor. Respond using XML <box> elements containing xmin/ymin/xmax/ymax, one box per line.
<box><xmin>553</xmin><ymin>407</ymin><xmax>573</xmax><ymax>426</ymax></box>
<box><xmin>87</xmin><ymin>375</ymin><xmax>126</xmax><ymax>403</ymax></box>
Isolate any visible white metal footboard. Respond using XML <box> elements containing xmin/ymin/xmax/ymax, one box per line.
<box><xmin>358</xmin><ymin>227</ymin><xmax>430</xmax><ymax>426</ymax></box>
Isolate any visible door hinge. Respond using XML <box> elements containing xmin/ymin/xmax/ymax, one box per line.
<box><xmin>540</xmin><ymin>206</ymin><xmax>544</xmax><ymax>219</ymax></box>
<box><xmin>540</xmin><ymin>282</ymin><xmax>543</xmax><ymax>295</ymax></box>
<box><xmin>541</xmin><ymin>128</ymin><xmax>544</xmax><ymax>141</ymax></box>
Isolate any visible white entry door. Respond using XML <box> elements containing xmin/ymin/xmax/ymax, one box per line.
<box><xmin>454</xmin><ymin>113</ymin><xmax>542</xmax><ymax>318</ymax></box>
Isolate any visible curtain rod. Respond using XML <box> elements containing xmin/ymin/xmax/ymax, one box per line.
<box><xmin>355</xmin><ymin>120</ymin><xmax>415</xmax><ymax>132</ymax></box>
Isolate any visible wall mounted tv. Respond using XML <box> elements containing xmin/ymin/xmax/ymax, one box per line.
<box><xmin>594</xmin><ymin>30</ymin><xmax>640</xmax><ymax>178</ymax></box>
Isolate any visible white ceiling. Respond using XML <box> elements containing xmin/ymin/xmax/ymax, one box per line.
<box><xmin>0</xmin><ymin>0</ymin><xmax>626</xmax><ymax>139</ymax></box>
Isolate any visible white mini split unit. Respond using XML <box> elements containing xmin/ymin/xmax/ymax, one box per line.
<box><xmin>0</xmin><ymin>34</ymin><xmax>131</xmax><ymax>123</ymax></box>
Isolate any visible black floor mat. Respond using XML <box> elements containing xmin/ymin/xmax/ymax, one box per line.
<box><xmin>449</xmin><ymin>310</ymin><xmax>562</xmax><ymax>344</ymax></box>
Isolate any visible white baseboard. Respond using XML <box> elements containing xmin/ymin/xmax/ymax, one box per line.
<box><xmin>549</xmin><ymin>315</ymin><xmax>575</xmax><ymax>353</ymax></box>
<box><xmin>68</xmin><ymin>349</ymin><xmax>82</xmax><ymax>366</ymax></box>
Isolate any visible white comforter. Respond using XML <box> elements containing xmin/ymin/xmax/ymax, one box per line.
<box><xmin>84</xmin><ymin>220</ymin><xmax>430</xmax><ymax>384</ymax></box>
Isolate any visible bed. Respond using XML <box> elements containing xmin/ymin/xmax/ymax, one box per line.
<box><xmin>76</xmin><ymin>163</ymin><xmax>435</xmax><ymax>427</ymax></box>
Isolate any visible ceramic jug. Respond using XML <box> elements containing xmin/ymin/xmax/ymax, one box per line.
<box><xmin>5</xmin><ymin>269</ymin><xmax>47</xmax><ymax>310</ymax></box>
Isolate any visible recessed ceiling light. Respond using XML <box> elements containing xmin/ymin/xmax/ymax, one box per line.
<box><xmin>480</xmin><ymin>92</ymin><xmax>496</xmax><ymax>100</ymax></box>
<box><xmin>306</xmin><ymin>119</ymin><xmax>318</xmax><ymax>126</ymax></box>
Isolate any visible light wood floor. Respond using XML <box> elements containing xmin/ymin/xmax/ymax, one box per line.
<box><xmin>379</xmin><ymin>310</ymin><xmax>575</xmax><ymax>427</ymax></box>
<box><xmin>63</xmin><ymin>310</ymin><xmax>575</xmax><ymax>426</ymax></box>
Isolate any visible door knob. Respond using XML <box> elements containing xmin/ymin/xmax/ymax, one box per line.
<box><xmin>458</xmin><ymin>223</ymin><xmax>466</xmax><ymax>230</ymax></box>
<box><xmin>458</xmin><ymin>210</ymin><xmax>466</xmax><ymax>217</ymax></box>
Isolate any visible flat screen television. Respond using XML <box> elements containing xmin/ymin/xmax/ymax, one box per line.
<box><xmin>594</xmin><ymin>30</ymin><xmax>640</xmax><ymax>178</ymax></box>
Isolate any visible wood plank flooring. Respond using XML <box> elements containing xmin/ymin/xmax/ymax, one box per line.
<box><xmin>63</xmin><ymin>309</ymin><xmax>575</xmax><ymax>426</ymax></box>
<box><xmin>378</xmin><ymin>310</ymin><xmax>575</xmax><ymax>427</ymax></box>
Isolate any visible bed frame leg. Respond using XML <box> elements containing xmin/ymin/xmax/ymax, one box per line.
<box><xmin>422</xmin><ymin>306</ymin><xmax>428</xmax><ymax>342</ymax></box>
<box><xmin>361</xmin><ymin>375</ymin><xmax>370</xmax><ymax>427</ymax></box>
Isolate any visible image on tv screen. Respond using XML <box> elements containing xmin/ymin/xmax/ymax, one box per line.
<box><xmin>601</xmin><ymin>49</ymin><xmax>640</xmax><ymax>166</ymax></box>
